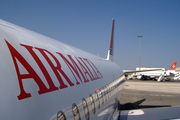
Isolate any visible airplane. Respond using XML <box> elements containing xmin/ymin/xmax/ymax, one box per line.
<box><xmin>0</xmin><ymin>18</ymin><xmax>125</xmax><ymax>120</ymax></box>
<box><xmin>1</xmin><ymin>18</ymin><xmax>180</xmax><ymax>120</ymax></box>
<box><xmin>133</xmin><ymin>61</ymin><xmax>178</xmax><ymax>81</ymax></box>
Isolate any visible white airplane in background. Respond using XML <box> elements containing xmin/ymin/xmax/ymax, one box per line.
<box><xmin>1</xmin><ymin>19</ymin><xmax>180</xmax><ymax>120</ymax></box>
<box><xmin>173</xmin><ymin>73</ymin><xmax>180</xmax><ymax>80</ymax></box>
<box><xmin>134</xmin><ymin>61</ymin><xmax>178</xmax><ymax>81</ymax></box>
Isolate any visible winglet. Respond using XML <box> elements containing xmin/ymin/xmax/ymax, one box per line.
<box><xmin>169</xmin><ymin>61</ymin><xmax>177</xmax><ymax>69</ymax></box>
<box><xmin>106</xmin><ymin>18</ymin><xmax>115</xmax><ymax>61</ymax></box>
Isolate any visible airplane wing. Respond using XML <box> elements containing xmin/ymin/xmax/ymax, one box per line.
<box><xmin>119</xmin><ymin>106</ymin><xmax>180</xmax><ymax>120</ymax></box>
<box><xmin>105</xmin><ymin>98</ymin><xmax>180</xmax><ymax>120</ymax></box>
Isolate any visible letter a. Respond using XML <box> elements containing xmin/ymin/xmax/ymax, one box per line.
<box><xmin>5</xmin><ymin>40</ymin><xmax>52</xmax><ymax>100</ymax></box>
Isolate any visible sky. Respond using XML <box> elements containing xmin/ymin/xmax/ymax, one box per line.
<box><xmin>0</xmin><ymin>0</ymin><xmax>180</xmax><ymax>70</ymax></box>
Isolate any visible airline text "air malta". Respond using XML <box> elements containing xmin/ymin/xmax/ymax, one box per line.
<box><xmin>5</xmin><ymin>40</ymin><xmax>103</xmax><ymax>100</ymax></box>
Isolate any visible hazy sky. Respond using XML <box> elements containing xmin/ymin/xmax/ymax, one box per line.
<box><xmin>1</xmin><ymin>0</ymin><xmax>180</xmax><ymax>70</ymax></box>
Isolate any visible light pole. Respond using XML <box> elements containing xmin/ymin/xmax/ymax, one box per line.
<box><xmin>138</xmin><ymin>36</ymin><xmax>142</xmax><ymax>70</ymax></box>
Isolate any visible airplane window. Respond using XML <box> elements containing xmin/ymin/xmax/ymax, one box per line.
<box><xmin>102</xmin><ymin>87</ymin><xmax>106</xmax><ymax>101</ymax></box>
<box><xmin>82</xmin><ymin>98</ymin><xmax>90</xmax><ymax>120</ymax></box>
<box><xmin>89</xmin><ymin>94</ymin><xmax>96</xmax><ymax>114</ymax></box>
<box><xmin>104</xmin><ymin>90</ymin><xmax>107</xmax><ymax>101</ymax></box>
<box><xmin>106</xmin><ymin>85</ymin><xmax>109</xmax><ymax>99</ymax></box>
<box><xmin>109</xmin><ymin>86</ymin><xmax>111</xmax><ymax>94</ymax></box>
<box><xmin>57</xmin><ymin>111</ymin><xmax>66</xmax><ymax>120</ymax></box>
<box><xmin>100</xmin><ymin>91</ymin><xmax>104</xmax><ymax>104</ymax></box>
<box><xmin>108</xmin><ymin>87</ymin><xmax>111</xmax><ymax>96</ymax></box>
<box><xmin>72</xmin><ymin>103</ymin><xmax>81</xmax><ymax>120</ymax></box>
<box><xmin>95</xmin><ymin>92</ymin><xmax>100</xmax><ymax>109</ymax></box>
<box><xmin>105</xmin><ymin>90</ymin><xmax>107</xmax><ymax>101</ymax></box>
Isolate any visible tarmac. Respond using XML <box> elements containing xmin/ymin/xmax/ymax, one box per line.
<box><xmin>120</xmin><ymin>80</ymin><xmax>180</xmax><ymax>107</ymax></box>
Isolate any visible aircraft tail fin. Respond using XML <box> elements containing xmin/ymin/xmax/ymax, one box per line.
<box><xmin>106</xmin><ymin>18</ymin><xmax>115</xmax><ymax>61</ymax></box>
<box><xmin>169</xmin><ymin>61</ymin><xmax>177</xmax><ymax>70</ymax></box>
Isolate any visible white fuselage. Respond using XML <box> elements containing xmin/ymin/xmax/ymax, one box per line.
<box><xmin>0</xmin><ymin>19</ymin><xmax>125</xmax><ymax>119</ymax></box>
<box><xmin>135</xmin><ymin>71</ymin><xmax>164</xmax><ymax>78</ymax></box>
<box><xmin>135</xmin><ymin>70</ymin><xmax>178</xmax><ymax>80</ymax></box>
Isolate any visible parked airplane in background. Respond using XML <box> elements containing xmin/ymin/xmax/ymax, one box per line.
<box><xmin>1</xmin><ymin>19</ymin><xmax>180</xmax><ymax>120</ymax></box>
<box><xmin>134</xmin><ymin>61</ymin><xmax>178</xmax><ymax>81</ymax></box>
<box><xmin>173</xmin><ymin>74</ymin><xmax>180</xmax><ymax>80</ymax></box>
